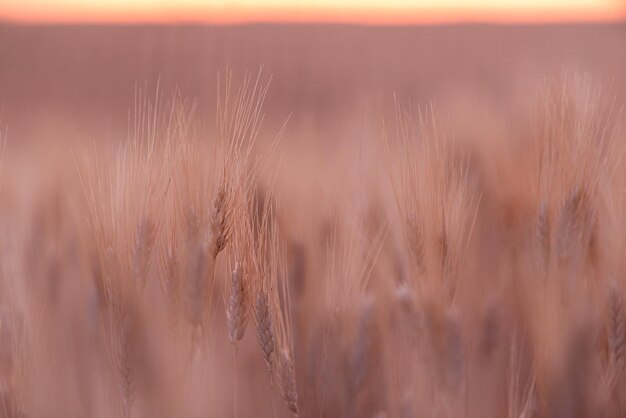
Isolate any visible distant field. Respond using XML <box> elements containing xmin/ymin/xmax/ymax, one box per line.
<box><xmin>1</xmin><ymin>23</ymin><xmax>625</xmax><ymax>140</ymax></box>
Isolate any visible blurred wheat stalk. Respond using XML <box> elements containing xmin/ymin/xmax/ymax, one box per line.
<box><xmin>0</xmin><ymin>71</ymin><xmax>623</xmax><ymax>418</ymax></box>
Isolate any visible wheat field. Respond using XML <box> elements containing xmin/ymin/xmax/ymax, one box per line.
<box><xmin>0</xmin><ymin>23</ymin><xmax>625</xmax><ymax>418</ymax></box>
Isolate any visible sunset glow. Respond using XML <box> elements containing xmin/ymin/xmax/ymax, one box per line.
<box><xmin>1</xmin><ymin>0</ymin><xmax>625</xmax><ymax>24</ymax></box>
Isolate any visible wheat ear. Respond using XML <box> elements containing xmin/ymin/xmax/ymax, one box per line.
<box><xmin>227</xmin><ymin>261</ymin><xmax>249</xmax><ymax>345</ymax></box>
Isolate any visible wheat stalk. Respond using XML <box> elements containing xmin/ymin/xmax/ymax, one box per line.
<box><xmin>536</xmin><ymin>199</ymin><xmax>551</xmax><ymax>268</ymax></box>
<box><xmin>227</xmin><ymin>261</ymin><xmax>249</xmax><ymax>345</ymax></box>
<box><xmin>254</xmin><ymin>288</ymin><xmax>275</xmax><ymax>370</ymax></box>
<box><xmin>277</xmin><ymin>348</ymin><xmax>300</xmax><ymax>416</ymax></box>
<box><xmin>606</xmin><ymin>284</ymin><xmax>625</xmax><ymax>391</ymax></box>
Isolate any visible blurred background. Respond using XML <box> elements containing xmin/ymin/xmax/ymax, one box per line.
<box><xmin>0</xmin><ymin>1</ymin><xmax>625</xmax><ymax>146</ymax></box>
<box><xmin>0</xmin><ymin>4</ymin><xmax>625</xmax><ymax>417</ymax></box>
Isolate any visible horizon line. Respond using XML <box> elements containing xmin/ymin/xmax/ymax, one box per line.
<box><xmin>2</xmin><ymin>5</ymin><xmax>625</xmax><ymax>26</ymax></box>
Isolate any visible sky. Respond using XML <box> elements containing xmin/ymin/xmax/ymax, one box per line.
<box><xmin>1</xmin><ymin>0</ymin><xmax>624</xmax><ymax>24</ymax></box>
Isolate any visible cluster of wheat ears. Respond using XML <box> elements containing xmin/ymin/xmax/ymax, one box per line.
<box><xmin>0</xmin><ymin>70</ymin><xmax>624</xmax><ymax>418</ymax></box>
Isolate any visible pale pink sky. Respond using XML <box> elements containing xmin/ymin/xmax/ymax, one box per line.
<box><xmin>1</xmin><ymin>0</ymin><xmax>624</xmax><ymax>23</ymax></box>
